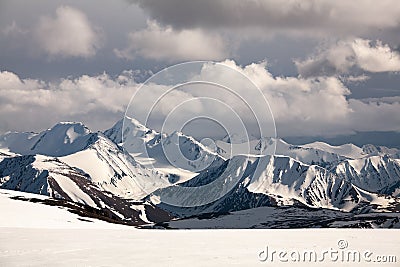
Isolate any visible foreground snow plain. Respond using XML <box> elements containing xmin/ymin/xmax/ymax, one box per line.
<box><xmin>0</xmin><ymin>190</ymin><xmax>399</xmax><ymax>266</ymax></box>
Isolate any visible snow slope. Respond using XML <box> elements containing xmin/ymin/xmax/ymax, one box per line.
<box><xmin>61</xmin><ymin>134</ymin><xmax>170</xmax><ymax>200</ymax></box>
<box><xmin>302</xmin><ymin>141</ymin><xmax>366</xmax><ymax>159</ymax></box>
<box><xmin>0</xmin><ymin>189</ymin><xmax>127</xmax><ymax>229</ymax></box>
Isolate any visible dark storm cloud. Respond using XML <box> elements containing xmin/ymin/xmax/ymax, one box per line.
<box><xmin>131</xmin><ymin>0</ymin><xmax>400</xmax><ymax>36</ymax></box>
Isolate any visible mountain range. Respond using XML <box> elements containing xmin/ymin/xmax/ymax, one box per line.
<box><xmin>0</xmin><ymin>117</ymin><xmax>399</xmax><ymax>228</ymax></box>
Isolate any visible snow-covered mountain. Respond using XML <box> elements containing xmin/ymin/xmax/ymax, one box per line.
<box><xmin>216</xmin><ymin>137</ymin><xmax>400</xmax><ymax>168</ymax></box>
<box><xmin>362</xmin><ymin>144</ymin><xmax>400</xmax><ymax>157</ymax></box>
<box><xmin>0</xmin><ymin>154</ymin><xmax>171</xmax><ymax>225</ymax></box>
<box><xmin>104</xmin><ymin>117</ymin><xmax>161</xmax><ymax>152</ymax></box>
<box><xmin>216</xmin><ymin>137</ymin><xmax>347</xmax><ymax>167</ymax></box>
<box><xmin>303</xmin><ymin>142</ymin><xmax>400</xmax><ymax>159</ymax></box>
<box><xmin>247</xmin><ymin>155</ymin><xmax>398</xmax><ymax>212</ymax></box>
<box><xmin>0</xmin><ymin>121</ymin><xmax>172</xmax><ymax>200</ymax></box>
<box><xmin>301</xmin><ymin>141</ymin><xmax>366</xmax><ymax>159</ymax></box>
<box><xmin>0</xmin><ymin>121</ymin><xmax>176</xmax><ymax>225</ymax></box>
<box><xmin>60</xmin><ymin>133</ymin><xmax>170</xmax><ymax>200</ymax></box>
<box><xmin>105</xmin><ymin>117</ymin><xmax>224</xmax><ymax>181</ymax></box>
<box><xmin>0</xmin><ymin>122</ymin><xmax>96</xmax><ymax>157</ymax></box>
<box><xmin>1</xmin><ymin>117</ymin><xmax>399</xmax><ymax>228</ymax></box>
<box><xmin>334</xmin><ymin>155</ymin><xmax>400</xmax><ymax>197</ymax></box>
<box><xmin>150</xmin><ymin>154</ymin><xmax>399</xmax><ymax>217</ymax></box>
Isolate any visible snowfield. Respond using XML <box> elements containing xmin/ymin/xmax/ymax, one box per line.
<box><xmin>0</xmin><ymin>189</ymin><xmax>125</xmax><ymax>229</ymax></box>
<box><xmin>0</xmin><ymin>190</ymin><xmax>399</xmax><ymax>266</ymax></box>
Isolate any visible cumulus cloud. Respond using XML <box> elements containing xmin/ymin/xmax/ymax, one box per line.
<box><xmin>1</xmin><ymin>61</ymin><xmax>399</xmax><ymax>139</ymax></box>
<box><xmin>0</xmin><ymin>71</ymin><xmax>136</xmax><ymax>133</ymax></box>
<box><xmin>191</xmin><ymin>60</ymin><xmax>400</xmax><ymax>137</ymax></box>
<box><xmin>296</xmin><ymin>38</ymin><xmax>400</xmax><ymax>77</ymax></box>
<box><xmin>34</xmin><ymin>6</ymin><xmax>102</xmax><ymax>58</ymax></box>
<box><xmin>115</xmin><ymin>20</ymin><xmax>228</xmax><ymax>61</ymax></box>
<box><xmin>132</xmin><ymin>0</ymin><xmax>400</xmax><ymax>37</ymax></box>
<box><xmin>353</xmin><ymin>39</ymin><xmax>400</xmax><ymax>72</ymax></box>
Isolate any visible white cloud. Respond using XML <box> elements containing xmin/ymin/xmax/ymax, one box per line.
<box><xmin>34</xmin><ymin>6</ymin><xmax>102</xmax><ymax>58</ymax></box>
<box><xmin>352</xmin><ymin>39</ymin><xmax>400</xmax><ymax>72</ymax></box>
<box><xmin>0</xmin><ymin>71</ymin><xmax>136</xmax><ymax>133</ymax></box>
<box><xmin>191</xmin><ymin>60</ymin><xmax>400</xmax><ymax>137</ymax></box>
<box><xmin>115</xmin><ymin>20</ymin><xmax>228</xmax><ymax>61</ymax></box>
<box><xmin>296</xmin><ymin>38</ymin><xmax>400</xmax><ymax>77</ymax></box>
<box><xmin>1</xmin><ymin>61</ymin><xmax>399</xmax><ymax>138</ymax></box>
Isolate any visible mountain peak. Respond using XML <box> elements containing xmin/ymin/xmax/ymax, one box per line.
<box><xmin>48</xmin><ymin>121</ymin><xmax>91</xmax><ymax>138</ymax></box>
<box><xmin>104</xmin><ymin>116</ymin><xmax>159</xmax><ymax>146</ymax></box>
<box><xmin>0</xmin><ymin>121</ymin><xmax>96</xmax><ymax>157</ymax></box>
<box><xmin>52</xmin><ymin>121</ymin><xmax>89</xmax><ymax>129</ymax></box>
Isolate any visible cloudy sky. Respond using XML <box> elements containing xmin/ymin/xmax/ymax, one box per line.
<box><xmin>1</xmin><ymin>0</ymin><xmax>400</xmax><ymax>147</ymax></box>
